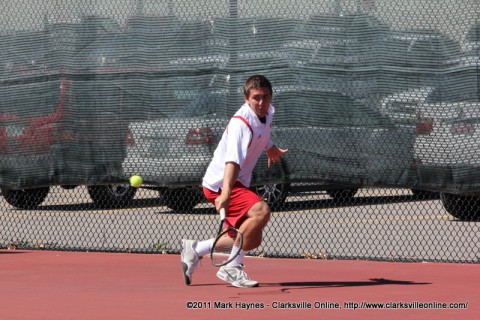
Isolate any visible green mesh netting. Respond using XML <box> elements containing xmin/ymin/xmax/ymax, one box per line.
<box><xmin>0</xmin><ymin>0</ymin><xmax>478</xmax><ymax>262</ymax></box>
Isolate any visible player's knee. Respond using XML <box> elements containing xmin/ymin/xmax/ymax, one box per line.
<box><xmin>256</xmin><ymin>201</ymin><xmax>271</xmax><ymax>223</ymax></box>
<box><xmin>247</xmin><ymin>201</ymin><xmax>271</xmax><ymax>224</ymax></box>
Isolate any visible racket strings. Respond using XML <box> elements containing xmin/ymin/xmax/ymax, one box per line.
<box><xmin>211</xmin><ymin>230</ymin><xmax>243</xmax><ymax>266</ymax></box>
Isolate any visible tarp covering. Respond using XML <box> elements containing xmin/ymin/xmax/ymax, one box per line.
<box><xmin>0</xmin><ymin>0</ymin><xmax>479</xmax><ymax>194</ymax></box>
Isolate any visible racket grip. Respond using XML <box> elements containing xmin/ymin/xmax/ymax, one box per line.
<box><xmin>219</xmin><ymin>208</ymin><xmax>226</xmax><ymax>220</ymax></box>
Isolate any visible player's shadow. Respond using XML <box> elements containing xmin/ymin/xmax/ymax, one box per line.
<box><xmin>247</xmin><ymin>278</ymin><xmax>430</xmax><ymax>294</ymax></box>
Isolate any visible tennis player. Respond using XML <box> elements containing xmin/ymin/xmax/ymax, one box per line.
<box><xmin>181</xmin><ymin>75</ymin><xmax>287</xmax><ymax>288</ymax></box>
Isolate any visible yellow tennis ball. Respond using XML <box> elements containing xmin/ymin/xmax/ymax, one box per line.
<box><xmin>130</xmin><ymin>175</ymin><xmax>143</xmax><ymax>188</ymax></box>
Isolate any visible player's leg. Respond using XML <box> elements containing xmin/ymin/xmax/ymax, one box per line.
<box><xmin>222</xmin><ymin>200</ymin><xmax>269</xmax><ymax>267</ymax></box>
<box><xmin>181</xmin><ymin>238</ymin><xmax>215</xmax><ymax>285</ymax></box>
<box><xmin>181</xmin><ymin>186</ymin><xmax>221</xmax><ymax>285</ymax></box>
<box><xmin>217</xmin><ymin>197</ymin><xmax>270</xmax><ymax>288</ymax></box>
<box><xmin>238</xmin><ymin>200</ymin><xmax>271</xmax><ymax>251</ymax></box>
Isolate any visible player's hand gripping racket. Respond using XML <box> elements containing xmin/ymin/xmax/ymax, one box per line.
<box><xmin>210</xmin><ymin>208</ymin><xmax>244</xmax><ymax>267</ymax></box>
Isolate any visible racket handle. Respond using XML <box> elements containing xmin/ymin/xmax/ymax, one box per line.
<box><xmin>219</xmin><ymin>208</ymin><xmax>226</xmax><ymax>220</ymax></box>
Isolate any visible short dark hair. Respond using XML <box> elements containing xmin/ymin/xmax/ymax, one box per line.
<box><xmin>243</xmin><ymin>75</ymin><xmax>272</xmax><ymax>97</ymax></box>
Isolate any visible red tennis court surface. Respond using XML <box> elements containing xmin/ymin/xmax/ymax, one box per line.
<box><xmin>0</xmin><ymin>249</ymin><xmax>477</xmax><ymax>319</ymax></box>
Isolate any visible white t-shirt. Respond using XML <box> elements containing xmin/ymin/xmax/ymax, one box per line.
<box><xmin>202</xmin><ymin>102</ymin><xmax>275</xmax><ymax>191</ymax></box>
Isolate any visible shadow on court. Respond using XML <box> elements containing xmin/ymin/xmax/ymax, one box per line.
<box><xmin>263</xmin><ymin>278</ymin><xmax>431</xmax><ymax>289</ymax></box>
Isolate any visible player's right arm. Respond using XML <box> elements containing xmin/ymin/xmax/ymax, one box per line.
<box><xmin>215</xmin><ymin>162</ymin><xmax>240</xmax><ymax>212</ymax></box>
<box><xmin>214</xmin><ymin>116</ymin><xmax>249</xmax><ymax>212</ymax></box>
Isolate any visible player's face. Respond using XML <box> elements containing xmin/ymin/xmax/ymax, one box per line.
<box><xmin>245</xmin><ymin>87</ymin><xmax>272</xmax><ymax>119</ymax></box>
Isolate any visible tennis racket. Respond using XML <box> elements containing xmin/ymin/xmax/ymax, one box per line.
<box><xmin>210</xmin><ymin>208</ymin><xmax>244</xmax><ymax>267</ymax></box>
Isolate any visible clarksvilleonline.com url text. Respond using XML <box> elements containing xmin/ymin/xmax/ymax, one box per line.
<box><xmin>343</xmin><ymin>301</ymin><xmax>469</xmax><ymax>310</ymax></box>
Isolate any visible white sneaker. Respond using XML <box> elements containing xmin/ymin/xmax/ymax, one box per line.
<box><xmin>216</xmin><ymin>265</ymin><xmax>259</xmax><ymax>288</ymax></box>
<box><xmin>181</xmin><ymin>239</ymin><xmax>200</xmax><ymax>285</ymax></box>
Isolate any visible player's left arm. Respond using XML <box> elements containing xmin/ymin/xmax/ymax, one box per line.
<box><xmin>266</xmin><ymin>145</ymin><xmax>288</xmax><ymax>167</ymax></box>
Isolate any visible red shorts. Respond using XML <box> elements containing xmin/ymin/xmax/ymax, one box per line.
<box><xmin>203</xmin><ymin>182</ymin><xmax>262</xmax><ymax>229</ymax></box>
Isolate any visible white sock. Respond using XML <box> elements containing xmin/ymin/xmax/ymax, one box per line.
<box><xmin>226</xmin><ymin>247</ymin><xmax>246</xmax><ymax>267</ymax></box>
<box><xmin>195</xmin><ymin>238</ymin><xmax>214</xmax><ymax>257</ymax></box>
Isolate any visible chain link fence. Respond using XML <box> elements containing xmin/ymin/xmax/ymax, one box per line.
<box><xmin>0</xmin><ymin>0</ymin><xmax>479</xmax><ymax>263</ymax></box>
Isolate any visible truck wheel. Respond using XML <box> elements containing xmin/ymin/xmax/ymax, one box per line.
<box><xmin>254</xmin><ymin>183</ymin><xmax>290</xmax><ymax>209</ymax></box>
<box><xmin>440</xmin><ymin>192</ymin><xmax>480</xmax><ymax>221</ymax></box>
<box><xmin>161</xmin><ymin>187</ymin><xmax>203</xmax><ymax>213</ymax></box>
<box><xmin>2</xmin><ymin>187</ymin><xmax>50</xmax><ymax>209</ymax></box>
<box><xmin>87</xmin><ymin>184</ymin><xmax>137</xmax><ymax>209</ymax></box>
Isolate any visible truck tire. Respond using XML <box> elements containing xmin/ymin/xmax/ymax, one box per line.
<box><xmin>440</xmin><ymin>192</ymin><xmax>480</xmax><ymax>221</ymax></box>
<box><xmin>2</xmin><ymin>187</ymin><xmax>50</xmax><ymax>209</ymax></box>
<box><xmin>87</xmin><ymin>184</ymin><xmax>137</xmax><ymax>209</ymax></box>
